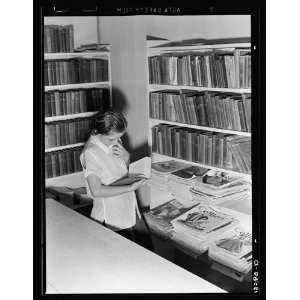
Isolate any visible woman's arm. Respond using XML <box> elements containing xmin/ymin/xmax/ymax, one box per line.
<box><xmin>87</xmin><ymin>173</ymin><xmax>146</xmax><ymax>198</ymax></box>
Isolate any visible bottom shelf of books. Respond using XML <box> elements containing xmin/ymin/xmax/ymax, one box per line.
<box><xmin>143</xmin><ymin>159</ymin><xmax>252</xmax><ymax>282</ymax></box>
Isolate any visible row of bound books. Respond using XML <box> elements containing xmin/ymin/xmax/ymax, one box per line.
<box><xmin>152</xmin><ymin>124</ymin><xmax>251</xmax><ymax>174</ymax></box>
<box><xmin>45</xmin><ymin>88</ymin><xmax>110</xmax><ymax>117</ymax></box>
<box><xmin>148</xmin><ymin>49</ymin><xmax>251</xmax><ymax>88</ymax></box>
<box><xmin>150</xmin><ymin>91</ymin><xmax>251</xmax><ymax>132</ymax></box>
<box><xmin>44</xmin><ymin>58</ymin><xmax>109</xmax><ymax>86</ymax></box>
<box><xmin>45</xmin><ymin>118</ymin><xmax>93</xmax><ymax>149</ymax></box>
<box><xmin>44</xmin><ymin>25</ymin><xmax>74</xmax><ymax>53</ymax></box>
<box><xmin>45</xmin><ymin>146</ymin><xmax>83</xmax><ymax>178</ymax></box>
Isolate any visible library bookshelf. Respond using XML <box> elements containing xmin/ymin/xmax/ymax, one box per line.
<box><xmin>146</xmin><ymin>39</ymin><xmax>253</xmax><ymax>285</ymax></box>
<box><xmin>146</xmin><ymin>40</ymin><xmax>252</xmax><ymax>181</ymax></box>
<box><xmin>45</xmin><ymin>47</ymin><xmax>112</xmax><ymax>187</ymax></box>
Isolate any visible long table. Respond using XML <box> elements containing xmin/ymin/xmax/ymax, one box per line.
<box><xmin>46</xmin><ymin>198</ymin><xmax>225</xmax><ymax>294</ymax></box>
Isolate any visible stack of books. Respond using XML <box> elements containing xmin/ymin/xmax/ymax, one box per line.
<box><xmin>45</xmin><ymin>118</ymin><xmax>93</xmax><ymax>148</ymax></box>
<box><xmin>152</xmin><ymin>124</ymin><xmax>251</xmax><ymax>174</ymax></box>
<box><xmin>208</xmin><ymin>224</ymin><xmax>252</xmax><ymax>278</ymax></box>
<box><xmin>148</xmin><ymin>48</ymin><xmax>251</xmax><ymax>88</ymax></box>
<box><xmin>144</xmin><ymin>199</ymin><xmax>195</xmax><ymax>240</ymax></box>
<box><xmin>45</xmin><ymin>146</ymin><xmax>83</xmax><ymax>178</ymax></box>
<box><xmin>44</xmin><ymin>57</ymin><xmax>109</xmax><ymax>86</ymax></box>
<box><xmin>44</xmin><ymin>25</ymin><xmax>74</xmax><ymax>53</ymax></box>
<box><xmin>171</xmin><ymin>204</ymin><xmax>237</xmax><ymax>254</ymax></box>
<box><xmin>149</xmin><ymin>91</ymin><xmax>251</xmax><ymax>132</ymax></box>
<box><xmin>190</xmin><ymin>170</ymin><xmax>251</xmax><ymax>205</ymax></box>
<box><xmin>45</xmin><ymin>88</ymin><xmax>110</xmax><ymax>117</ymax></box>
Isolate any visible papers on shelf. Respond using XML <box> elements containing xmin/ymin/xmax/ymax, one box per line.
<box><xmin>144</xmin><ymin>199</ymin><xmax>195</xmax><ymax>239</ymax></box>
<box><xmin>170</xmin><ymin>204</ymin><xmax>238</xmax><ymax>254</ymax></box>
<box><xmin>189</xmin><ymin>170</ymin><xmax>251</xmax><ymax>206</ymax></box>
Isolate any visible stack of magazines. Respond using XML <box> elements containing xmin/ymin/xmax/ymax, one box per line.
<box><xmin>208</xmin><ymin>224</ymin><xmax>252</xmax><ymax>275</ymax></box>
<box><xmin>190</xmin><ymin>170</ymin><xmax>251</xmax><ymax>206</ymax></box>
<box><xmin>167</xmin><ymin>166</ymin><xmax>210</xmax><ymax>206</ymax></box>
<box><xmin>144</xmin><ymin>199</ymin><xmax>195</xmax><ymax>239</ymax></box>
<box><xmin>171</xmin><ymin>204</ymin><xmax>238</xmax><ymax>254</ymax></box>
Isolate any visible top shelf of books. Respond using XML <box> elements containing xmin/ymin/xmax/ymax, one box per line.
<box><xmin>44</xmin><ymin>51</ymin><xmax>110</xmax><ymax>60</ymax></box>
<box><xmin>148</xmin><ymin>43</ymin><xmax>251</xmax><ymax>54</ymax></box>
<box><xmin>149</xmin><ymin>84</ymin><xmax>251</xmax><ymax>93</ymax></box>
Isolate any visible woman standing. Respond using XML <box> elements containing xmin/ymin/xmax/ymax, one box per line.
<box><xmin>80</xmin><ymin>110</ymin><xmax>146</xmax><ymax>236</ymax></box>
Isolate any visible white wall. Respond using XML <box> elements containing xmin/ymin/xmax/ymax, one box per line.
<box><xmin>44</xmin><ymin>17</ymin><xmax>99</xmax><ymax>48</ymax></box>
<box><xmin>146</xmin><ymin>15</ymin><xmax>250</xmax><ymax>40</ymax></box>
<box><xmin>98</xmin><ymin>15</ymin><xmax>251</xmax><ymax>158</ymax></box>
<box><xmin>98</xmin><ymin>16</ymin><xmax>149</xmax><ymax>157</ymax></box>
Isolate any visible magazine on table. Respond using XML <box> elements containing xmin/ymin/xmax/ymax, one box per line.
<box><xmin>170</xmin><ymin>166</ymin><xmax>210</xmax><ymax>179</ymax></box>
<box><xmin>173</xmin><ymin>204</ymin><xmax>236</xmax><ymax>235</ymax></box>
<box><xmin>148</xmin><ymin>199</ymin><xmax>196</xmax><ymax>221</ymax></box>
<box><xmin>211</xmin><ymin>226</ymin><xmax>252</xmax><ymax>260</ymax></box>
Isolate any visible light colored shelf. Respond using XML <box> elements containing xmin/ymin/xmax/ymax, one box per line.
<box><xmin>149</xmin><ymin>118</ymin><xmax>251</xmax><ymax>137</ymax></box>
<box><xmin>45</xmin><ymin>111</ymin><xmax>98</xmax><ymax>123</ymax></box>
<box><xmin>151</xmin><ymin>152</ymin><xmax>251</xmax><ymax>179</ymax></box>
<box><xmin>45</xmin><ymin>81</ymin><xmax>110</xmax><ymax>92</ymax></box>
<box><xmin>45</xmin><ymin>171</ymin><xmax>85</xmax><ymax>188</ymax></box>
<box><xmin>148</xmin><ymin>42</ymin><xmax>251</xmax><ymax>53</ymax></box>
<box><xmin>44</xmin><ymin>51</ymin><xmax>110</xmax><ymax>60</ymax></box>
<box><xmin>45</xmin><ymin>143</ymin><xmax>84</xmax><ymax>153</ymax></box>
<box><xmin>149</xmin><ymin>84</ymin><xmax>251</xmax><ymax>93</ymax></box>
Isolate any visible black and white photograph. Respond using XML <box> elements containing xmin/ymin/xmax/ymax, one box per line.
<box><xmin>33</xmin><ymin>1</ymin><xmax>265</xmax><ymax>298</ymax></box>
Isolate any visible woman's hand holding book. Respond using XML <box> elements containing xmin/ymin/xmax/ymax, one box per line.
<box><xmin>130</xmin><ymin>178</ymin><xmax>147</xmax><ymax>191</ymax></box>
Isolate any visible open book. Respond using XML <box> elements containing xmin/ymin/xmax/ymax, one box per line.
<box><xmin>110</xmin><ymin>157</ymin><xmax>151</xmax><ymax>186</ymax></box>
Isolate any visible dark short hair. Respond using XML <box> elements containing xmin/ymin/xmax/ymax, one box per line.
<box><xmin>91</xmin><ymin>110</ymin><xmax>128</xmax><ymax>135</ymax></box>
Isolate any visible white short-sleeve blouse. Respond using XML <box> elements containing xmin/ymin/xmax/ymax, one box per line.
<box><xmin>80</xmin><ymin>135</ymin><xmax>140</xmax><ymax>231</ymax></box>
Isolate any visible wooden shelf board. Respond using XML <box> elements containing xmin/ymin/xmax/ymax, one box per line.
<box><xmin>151</xmin><ymin>152</ymin><xmax>251</xmax><ymax>179</ymax></box>
<box><xmin>148</xmin><ymin>43</ymin><xmax>251</xmax><ymax>53</ymax></box>
<box><xmin>45</xmin><ymin>143</ymin><xmax>84</xmax><ymax>153</ymax></box>
<box><xmin>45</xmin><ymin>171</ymin><xmax>85</xmax><ymax>188</ymax></box>
<box><xmin>44</xmin><ymin>51</ymin><xmax>110</xmax><ymax>60</ymax></box>
<box><xmin>149</xmin><ymin>119</ymin><xmax>251</xmax><ymax>137</ymax></box>
<box><xmin>45</xmin><ymin>112</ymin><xmax>98</xmax><ymax>123</ymax></box>
<box><xmin>45</xmin><ymin>82</ymin><xmax>110</xmax><ymax>92</ymax></box>
<box><xmin>149</xmin><ymin>84</ymin><xmax>251</xmax><ymax>93</ymax></box>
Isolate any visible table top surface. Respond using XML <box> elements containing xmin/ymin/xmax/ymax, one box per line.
<box><xmin>46</xmin><ymin>198</ymin><xmax>225</xmax><ymax>294</ymax></box>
